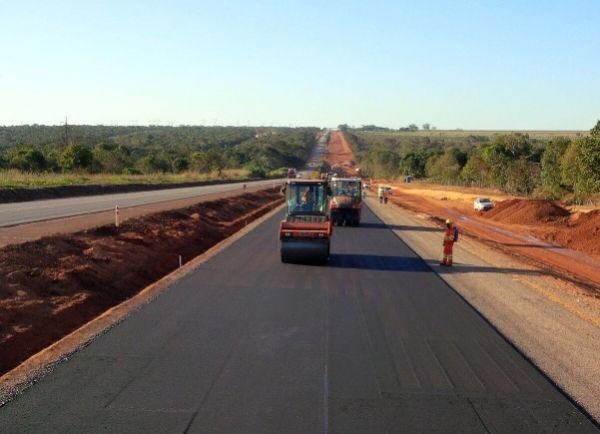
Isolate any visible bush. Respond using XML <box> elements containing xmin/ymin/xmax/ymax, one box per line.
<box><xmin>245</xmin><ymin>163</ymin><xmax>266</xmax><ymax>178</ymax></box>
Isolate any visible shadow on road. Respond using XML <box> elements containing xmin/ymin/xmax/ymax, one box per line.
<box><xmin>329</xmin><ymin>254</ymin><xmax>429</xmax><ymax>271</ymax></box>
<box><xmin>357</xmin><ymin>222</ymin><xmax>439</xmax><ymax>232</ymax></box>
<box><xmin>328</xmin><ymin>254</ymin><xmax>546</xmax><ymax>276</ymax></box>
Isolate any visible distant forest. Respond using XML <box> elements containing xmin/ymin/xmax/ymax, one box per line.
<box><xmin>0</xmin><ymin>125</ymin><xmax>319</xmax><ymax>178</ymax></box>
<box><xmin>343</xmin><ymin>121</ymin><xmax>600</xmax><ymax>202</ymax></box>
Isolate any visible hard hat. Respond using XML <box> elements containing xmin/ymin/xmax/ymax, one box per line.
<box><xmin>445</xmin><ymin>219</ymin><xmax>452</xmax><ymax>225</ymax></box>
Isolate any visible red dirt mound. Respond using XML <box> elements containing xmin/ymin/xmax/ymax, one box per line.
<box><xmin>484</xmin><ymin>199</ymin><xmax>571</xmax><ymax>225</ymax></box>
<box><xmin>0</xmin><ymin>189</ymin><xmax>283</xmax><ymax>376</ymax></box>
<box><xmin>552</xmin><ymin>210</ymin><xmax>600</xmax><ymax>256</ymax></box>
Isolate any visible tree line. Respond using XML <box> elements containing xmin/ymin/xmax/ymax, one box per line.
<box><xmin>0</xmin><ymin>126</ymin><xmax>319</xmax><ymax>178</ymax></box>
<box><xmin>345</xmin><ymin>121</ymin><xmax>600</xmax><ymax>202</ymax></box>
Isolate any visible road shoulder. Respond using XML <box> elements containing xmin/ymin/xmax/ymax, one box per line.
<box><xmin>366</xmin><ymin>196</ymin><xmax>600</xmax><ymax>422</ymax></box>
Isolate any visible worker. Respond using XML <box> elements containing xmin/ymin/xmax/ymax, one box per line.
<box><xmin>301</xmin><ymin>188</ymin><xmax>312</xmax><ymax>203</ymax></box>
<box><xmin>383</xmin><ymin>188</ymin><xmax>390</xmax><ymax>204</ymax></box>
<box><xmin>440</xmin><ymin>219</ymin><xmax>457</xmax><ymax>266</ymax></box>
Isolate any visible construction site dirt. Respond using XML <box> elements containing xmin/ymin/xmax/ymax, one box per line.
<box><xmin>0</xmin><ymin>188</ymin><xmax>284</xmax><ymax>376</ymax></box>
<box><xmin>325</xmin><ymin>130</ymin><xmax>356</xmax><ymax>176</ymax></box>
<box><xmin>378</xmin><ymin>182</ymin><xmax>600</xmax><ymax>293</ymax></box>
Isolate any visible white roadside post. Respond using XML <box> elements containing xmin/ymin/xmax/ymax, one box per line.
<box><xmin>179</xmin><ymin>255</ymin><xmax>182</xmax><ymax>268</ymax></box>
<box><xmin>115</xmin><ymin>205</ymin><xmax>119</xmax><ymax>227</ymax></box>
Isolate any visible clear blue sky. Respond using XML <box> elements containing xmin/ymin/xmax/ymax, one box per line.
<box><xmin>1</xmin><ymin>0</ymin><xmax>599</xmax><ymax>129</ymax></box>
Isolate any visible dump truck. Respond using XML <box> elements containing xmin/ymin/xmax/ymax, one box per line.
<box><xmin>329</xmin><ymin>177</ymin><xmax>362</xmax><ymax>226</ymax></box>
<box><xmin>279</xmin><ymin>179</ymin><xmax>332</xmax><ymax>264</ymax></box>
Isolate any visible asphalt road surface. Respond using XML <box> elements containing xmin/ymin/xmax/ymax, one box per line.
<box><xmin>1</xmin><ymin>207</ymin><xmax>597</xmax><ymax>433</ymax></box>
<box><xmin>0</xmin><ymin>179</ymin><xmax>282</xmax><ymax>227</ymax></box>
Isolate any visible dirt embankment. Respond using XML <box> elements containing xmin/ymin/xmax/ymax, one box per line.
<box><xmin>482</xmin><ymin>199</ymin><xmax>600</xmax><ymax>257</ymax></box>
<box><xmin>377</xmin><ymin>182</ymin><xmax>600</xmax><ymax>289</ymax></box>
<box><xmin>0</xmin><ymin>178</ymin><xmax>256</xmax><ymax>204</ymax></box>
<box><xmin>484</xmin><ymin>199</ymin><xmax>571</xmax><ymax>224</ymax></box>
<box><xmin>0</xmin><ymin>189</ymin><xmax>283</xmax><ymax>375</ymax></box>
<box><xmin>326</xmin><ymin>131</ymin><xmax>356</xmax><ymax>176</ymax></box>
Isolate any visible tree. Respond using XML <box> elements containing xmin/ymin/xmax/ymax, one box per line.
<box><xmin>573</xmin><ymin>135</ymin><xmax>600</xmax><ymax>197</ymax></box>
<box><xmin>136</xmin><ymin>153</ymin><xmax>170</xmax><ymax>173</ymax></box>
<box><xmin>461</xmin><ymin>152</ymin><xmax>489</xmax><ymax>187</ymax></box>
<box><xmin>540</xmin><ymin>137</ymin><xmax>570</xmax><ymax>198</ymax></box>
<box><xmin>425</xmin><ymin>150</ymin><xmax>461</xmax><ymax>183</ymax></box>
<box><xmin>422</xmin><ymin>123</ymin><xmax>431</xmax><ymax>131</ymax></box>
<box><xmin>60</xmin><ymin>143</ymin><xmax>93</xmax><ymax>171</ymax></box>
<box><xmin>505</xmin><ymin>158</ymin><xmax>538</xmax><ymax>195</ymax></box>
<box><xmin>560</xmin><ymin>141</ymin><xmax>580</xmax><ymax>191</ymax></box>
<box><xmin>191</xmin><ymin>152</ymin><xmax>211</xmax><ymax>172</ymax></box>
<box><xmin>9</xmin><ymin>147</ymin><xmax>47</xmax><ymax>172</ymax></box>
<box><xmin>93</xmin><ymin>144</ymin><xmax>131</xmax><ymax>173</ymax></box>
<box><xmin>590</xmin><ymin>120</ymin><xmax>600</xmax><ymax>137</ymax></box>
<box><xmin>400</xmin><ymin>151</ymin><xmax>427</xmax><ymax>177</ymax></box>
<box><xmin>245</xmin><ymin>162</ymin><xmax>266</xmax><ymax>178</ymax></box>
<box><xmin>172</xmin><ymin>157</ymin><xmax>190</xmax><ymax>173</ymax></box>
<box><xmin>408</xmin><ymin>124</ymin><xmax>419</xmax><ymax>131</ymax></box>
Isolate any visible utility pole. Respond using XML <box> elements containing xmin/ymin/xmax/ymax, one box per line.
<box><xmin>64</xmin><ymin>117</ymin><xmax>68</xmax><ymax>146</ymax></box>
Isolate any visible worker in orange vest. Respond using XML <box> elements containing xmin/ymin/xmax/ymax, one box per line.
<box><xmin>440</xmin><ymin>219</ymin><xmax>457</xmax><ymax>266</ymax></box>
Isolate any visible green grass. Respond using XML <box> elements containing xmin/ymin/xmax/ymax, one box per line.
<box><xmin>0</xmin><ymin>169</ymin><xmax>251</xmax><ymax>190</ymax></box>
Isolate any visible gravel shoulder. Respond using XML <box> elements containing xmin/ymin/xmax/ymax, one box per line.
<box><xmin>367</xmin><ymin>196</ymin><xmax>600</xmax><ymax>422</ymax></box>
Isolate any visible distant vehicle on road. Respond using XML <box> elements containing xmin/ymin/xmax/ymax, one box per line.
<box><xmin>287</xmin><ymin>168</ymin><xmax>297</xmax><ymax>178</ymax></box>
<box><xmin>474</xmin><ymin>197</ymin><xmax>494</xmax><ymax>211</ymax></box>
<box><xmin>329</xmin><ymin>177</ymin><xmax>363</xmax><ymax>226</ymax></box>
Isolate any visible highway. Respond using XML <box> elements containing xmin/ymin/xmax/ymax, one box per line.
<box><xmin>0</xmin><ymin>207</ymin><xmax>597</xmax><ymax>433</ymax></box>
<box><xmin>0</xmin><ymin>179</ymin><xmax>282</xmax><ymax>227</ymax></box>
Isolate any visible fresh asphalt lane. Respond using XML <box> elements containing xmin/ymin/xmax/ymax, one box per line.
<box><xmin>0</xmin><ymin>178</ymin><xmax>282</xmax><ymax>227</ymax></box>
<box><xmin>1</xmin><ymin>207</ymin><xmax>597</xmax><ymax>433</ymax></box>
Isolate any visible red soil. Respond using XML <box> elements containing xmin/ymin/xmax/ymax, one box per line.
<box><xmin>326</xmin><ymin>131</ymin><xmax>356</xmax><ymax>176</ymax></box>
<box><xmin>384</xmin><ymin>187</ymin><xmax>600</xmax><ymax>291</ymax></box>
<box><xmin>484</xmin><ymin>199</ymin><xmax>571</xmax><ymax>224</ymax></box>
<box><xmin>0</xmin><ymin>189</ymin><xmax>283</xmax><ymax>375</ymax></box>
<box><xmin>554</xmin><ymin>210</ymin><xmax>600</xmax><ymax>257</ymax></box>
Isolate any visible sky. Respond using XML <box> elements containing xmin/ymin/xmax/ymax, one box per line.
<box><xmin>1</xmin><ymin>0</ymin><xmax>599</xmax><ymax>129</ymax></box>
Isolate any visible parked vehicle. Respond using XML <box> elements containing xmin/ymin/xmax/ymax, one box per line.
<box><xmin>474</xmin><ymin>197</ymin><xmax>494</xmax><ymax>211</ymax></box>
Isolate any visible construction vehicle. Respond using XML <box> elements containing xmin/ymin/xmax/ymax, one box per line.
<box><xmin>280</xmin><ymin>179</ymin><xmax>332</xmax><ymax>264</ymax></box>
<box><xmin>329</xmin><ymin>177</ymin><xmax>362</xmax><ymax>226</ymax></box>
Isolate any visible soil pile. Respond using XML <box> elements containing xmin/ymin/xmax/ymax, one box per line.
<box><xmin>484</xmin><ymin>199</ymin><xmax>571</xmax><ymax>224</ymax></box>
<box><xmin>0</xmin><ymin>189</ymin><xmax>283</xmax><ymax>375</ymax></box>
<box><xmin>551</xmin><ymin>210</ymin><xmax>600</xmax><ymax>257</ymax></box>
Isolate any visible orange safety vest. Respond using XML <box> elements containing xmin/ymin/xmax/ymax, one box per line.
<box><xmin>443</xmin><ymin>227</ymin><xmax>454</xmax><ymax>254</ymax></box>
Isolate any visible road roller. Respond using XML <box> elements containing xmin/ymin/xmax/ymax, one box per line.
<box><xmin>279</xmin><ymin>179</ymin><xmax>332</xmax><ymax>264</ymax></box>
<box><xmin>328</xmin><ymin>176</ymin><xmax>362</xmax><ymax>226</ymax></box>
